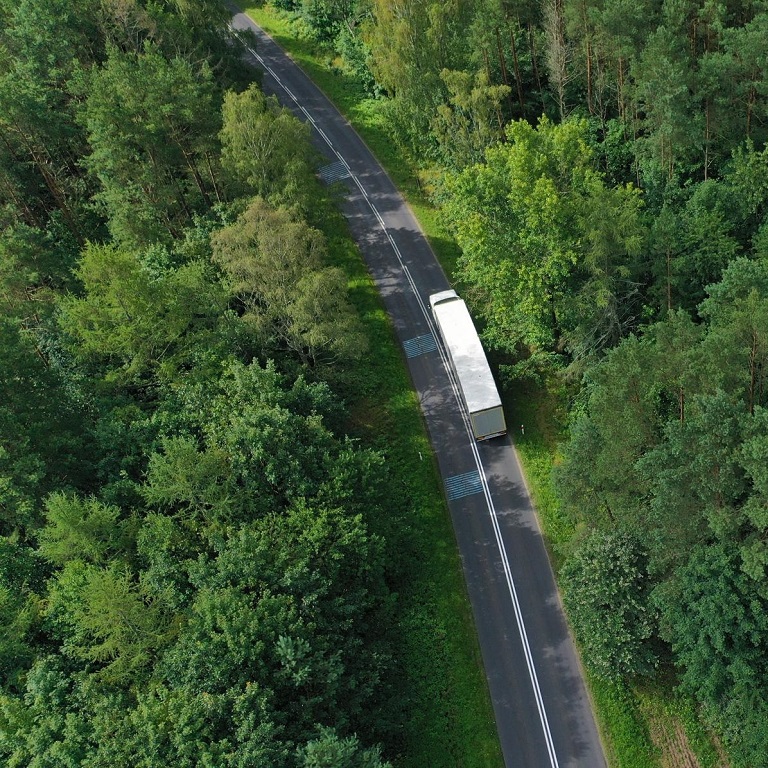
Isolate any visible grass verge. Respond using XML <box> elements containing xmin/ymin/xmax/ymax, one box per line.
<box><xmin>239</xmin><ymin>5</ymin><xmax>716</xmax><ymax>767</ymax></box>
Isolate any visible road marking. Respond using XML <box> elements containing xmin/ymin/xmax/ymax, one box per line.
<box><xmin>445</xmin><ymin>471</ymin><xmax>483</xmax><ymax>500</ymax></box>
<box><xmin>402</xmin><ymin>333</ymin><xmax>437</xmax><ymax>358</ymax></box>
<box><xmin>238</xmin><ymin>22</ymin><xmax>560</xmax><ymax>768</ymax></box>
<box><xmin>318</xmin><ymin>160</ymin><xmax>351</xmax><ymax>184</ymax></box>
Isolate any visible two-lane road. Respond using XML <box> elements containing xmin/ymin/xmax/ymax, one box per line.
<box><xmin>230</xmin><ymin>10</ymin><xmax>607</xmax><ymax>767</ymax></box>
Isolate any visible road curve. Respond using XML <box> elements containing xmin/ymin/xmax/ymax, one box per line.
<box><xmin>230</xmin><ymin>9</ymin><xmax>607</xmax><ymax>767</ymax></box>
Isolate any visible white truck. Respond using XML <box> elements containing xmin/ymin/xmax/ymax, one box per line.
<box><xmin>429</xmin><ymin>290</ymin><xmax>507</xmax><ymax>440</ymax></box>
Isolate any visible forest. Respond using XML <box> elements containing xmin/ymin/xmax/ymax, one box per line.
<box><xmin>2</xmin><ymin>0</ymin><xmax>768</xmax><ymax>765</ymax></box>
<box><xmin>0</xmin><ymin>0</ymin><xmax>418</xmax><ymax>765</ymax></box>
<box><xmin>265</xmin><ymin>0</ymin><xmax>768</xmax><ymax>765</ymax></box>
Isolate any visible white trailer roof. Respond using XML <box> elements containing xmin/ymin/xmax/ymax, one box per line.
<box><xmin>430</xmin><ymin>292</ymin><xmax>501</xmax><ymax>414</ymax></box>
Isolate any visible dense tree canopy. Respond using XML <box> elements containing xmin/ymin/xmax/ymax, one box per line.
<box><xmin>441</xmin><ymin>117</ymin><xmax>645</xmax><ymax>361</ymax></box>
<box><xmin>556</xmin><ymin>259</ymin><xmax>768</xmax><ymax>763</ymax></box>
<box><xmin>0</xmin><ymin>2</ymin><xmax>400</xmax><ymax>764</ymax></box>
<box><xmin>4</xmin><ymin>0</ymin><xmax>768</xmax><ymax>763</ymax></box>
<box><xmin>560</xmin><ymin>530</ymin><xmax>657</xmax><ymax>679</ymax></box>
<box><xmin>211</xmin><ymin>198</ymin><xmax>367</xmax><ymax>367</ymax></box>
<box><xmin>220</xmin><ymin>84</ymin><xmax>316</xmax><ymax>210</ymax></box>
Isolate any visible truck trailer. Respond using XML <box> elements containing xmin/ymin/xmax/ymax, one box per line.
<box><xmin>429</xmin><ymin>290</ymin><xmax>507</xmax><ymax>440</ymax></box>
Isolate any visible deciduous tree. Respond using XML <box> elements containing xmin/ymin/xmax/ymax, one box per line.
<box><xmin>442</xmin><ymin>116</ymin><xmax>645</xmax><ymax>360</ymax></box>
<box><xmin>211</xmin><ymin>198</ymin><xmax>367</xmax><ymax>367</ymax></box>
<box><xmin>220</xmin><ymin>85</ymin><xmax>315</xmax><ymax>210</ymax></box>
<box><xmin>561</xmin><ymin>530</ymin><xmax>657</xmax><ymax>678</ymax></box>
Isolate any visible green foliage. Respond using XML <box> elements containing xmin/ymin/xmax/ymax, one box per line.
<box><xmin>653</xmin><ymin>542</ymin><xmax>768</xmax><ymax>767</ymax></box>
<box><xmin>12</xmin><ymin>0</ymin><xmax>768</xmax><ymax>762</ymax></box>
<box><xmin>58</xmin><ymin>242</ymin><xmax>229</xmax><ymax>386</ymax></box>
<box><xmin>558</xmin><ymin>258</ymin><xmax>768</xmax><ymax>757</ymax></box>
<box><xmin>79</xmin><ymin>44</ymin><xmax>223</xmax><ymax>247</ymax></box>
<box><xmin>211</xmin><ymin>198</ymin><xmax>367</xmax><ymax>368</ymax></box>
<box><xmin>698</xmin><ymin>256</ymin><xmax>768</xmax><ymax>413</ymax></box>
<box><xmin>638</xmin><ymin>393</ymin><xmax>748</xmax><ymax>575</ymax></box>
<box><xmin>0</xmin><ymin>656</ymin><xmax>91</xmax><ymax>766</ymax></box>
<box><xmin>632</xmin><ymin>24</ymin><xmax>699</xmax><ymax>182</ymax></box>
<box><xmin>0</xmin><ymin>317</ymin><xmax>92</xmax><ymax>535</ymax></box>
<box><xmin>220</xmin><ymin>84</ymin><xmax>317</xmax><ymax>211</ymax></box>
<box><xmin>0</xmin><ymin>223</ymin><xmax>78</xmax><ymax>324</ymax></box>
<box><xmin>651</xmin><ymin>180</ymin><xmax>741</xmax><ymax>312</ymax></box>
<box><xmin>143</xmin><ymin>360</ymin><xmax>384</xmax><ymax>532</ymax></box>
<box><xmin>298</xmin><ymin>725</ymin><xmax>393</xmax><ymax>768</ymax></box>
<box><xmin>0</xmin><ymin>0</ymin><xmax>100</xmax><ymax>238</ymax></box>
<box><xmin>556</xmin><ymin>310</ymin><xmax>704</xmax><ymax>537</ymax></box>
<box><xmin>162</xmin><ymin>501</ymin><xmax>390</xmax><ymax>727</ymax></box>
<box><xmin>0</xmin><ymin>4</ymin><xmax>414</xmax><ymax>767</ymax></box>
<box><xmin>240</xmin><ymin>2</ymin><xmax>768</xmax><ymax>764</ymax></box>
<box><xmin>0</xmin><ymin>537</ymin><xmax>43</xmax><ymax>687</ymax></box>
<box><xmin>362</xmin><ymin>0</ymin><xmax>547</xmax><ymax>153</ymax></box>
<box><xmin>561</xmin><ymin>530</ymin><xmax>658</xmax><ymax>679</ymax></box>
<box><xmin>142</xmin><ymin>437</ymin><xmax>231</xmax><ymax>521</ymax></box>
<box><xmin>37</xmin><ymin>493</ymin><xmax>123</xmax><ymax>567</ymax></box>
<box><xmin>335</xmin><ymin>24</ymin><xmax>377</xmax><ymax>95</ymax></box>
<box><xmin>88</xmin><ymin>683</ymin><xmax>278</xmax><ymax>767</ymax></box>
<box><xmin>46</xmin><ymin>559</ymin><xmax>174</xmax><ymax>683</ymax></box>
<box><xmin>441</xmin><ymin>116</ymin><xmax>645</xmax><ymax>360</ymax></box>
<box><xmin>97</xmin><ymin>0</ymin><xmax>234</xmax><ymax>63</ymax></box>
<box><xmin>431</xmin><ymin>69</ymin><xmax>511</xmax><ymax>168</ymax></box>
<box><xmin>588</xmin><ymin>676</ymin><xmax>661</xmax><ymax>768</ymax></box>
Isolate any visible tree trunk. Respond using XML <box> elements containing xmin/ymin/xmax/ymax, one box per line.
<box><xmin>204</xmin><ymin>151</ymin><xmax>224</xmax><ymax>204</ymax></box>
<box><xmin>586</xmin><ymin>39</ymin><xmax>594</xmax><ymax>114</ymax></box>
<box><xmin>0</xmin><ymin>170</ymin><xmax>40</xmax><ymax>227</ymax></box>
<box><xmin>495</xmin><ymin>27</ymin><xmax>515</xmax><ymax>115</ymax></box>
<box><xmin>482</xmin><ymin>46</ymin><xmax>492</xmax><ymax>82</ymax></box>
<box><xmin>581</xmin><ymin>0</ymin><xmax>592</xmax><ymax>114</ymax></box>
<box><xmin>617</xmin><ymin>57</ymin><xmax>625</xmax><ymax>121</ymax></box>
<box><xmin>483</xmin><ymin>47</ymin><xmax>505</xmax><ymax>130</ymax></box>
<box><xmin>509</xmin><ymin>23</ymin><xmax>525</xmax><ymax>111</ymax></box>
<box><xmin>22</xmin><ymin>135</ymin><xmax>82</xmax><ymax>244</ymax></box>
<box><xmin>667</xmin><ymin>245</ymin><xmax>673</xmax><ymax>312</ymax></box>
<box><xmin>704</xmin><ymin>98</ymin><xmax>711</xmax><ymax>181</ymax></box>
<box><xmin>749</xmin><ymin>329</ymin><xmax>758</xmax><ymax>416</ymax></box>
<box><xmin>529</xmin><ymin>24</ymin><xmax>543</xmax><ymax>94</ymax></box>
<box><xmin>543</xmin><ymin>0</ymin><xmax>569</xmax><ymax>120</ymax></box>
<box><xmin>181</xmin><ymin>146</ymin><xmax>212</xmax><ymax>207</ymax></box>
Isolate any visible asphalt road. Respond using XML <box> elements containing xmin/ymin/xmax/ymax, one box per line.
<box><xmin>229</xmin><ymin>9</ymin><xmax>607</xmax><ymax>767</ymax></box>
